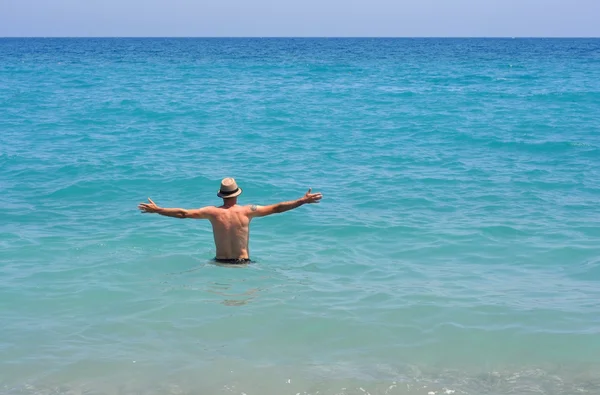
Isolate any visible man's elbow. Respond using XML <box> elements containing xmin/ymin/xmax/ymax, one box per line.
<box><xmin>178</xmin><ymin>210</ymin><xmax>190</xmax><ymax>218</ymax></box>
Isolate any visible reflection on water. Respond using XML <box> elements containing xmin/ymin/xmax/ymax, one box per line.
<box><xmin>157</xmin><ymin>257</ymin><xmax>268</xmax><ymax>306</ymax></box>
<box><xmin>206</xmin><ymin>282</ymin><xmax>262</xmax><ymax>306</ymax></box>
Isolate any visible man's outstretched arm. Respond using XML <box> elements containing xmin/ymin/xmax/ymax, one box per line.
<box><xmin>248</xmin><ymin>188</ymin><xmax>322</xmax><ymax>218</ymax></box>
<box><xmin>138</xmin><ymin>198</ymin><xmax>213</xmax><ymax>219</ymax></box>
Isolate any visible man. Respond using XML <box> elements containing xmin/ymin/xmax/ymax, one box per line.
<box><xmin>138</xmin><ymin>178</ymin><xmax>323</xmax><ymax>263</ymax></box>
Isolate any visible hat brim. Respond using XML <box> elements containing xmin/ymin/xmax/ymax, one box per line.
<box><xmin>217</xmin><ymin>188</ymin><xmax>242</xmax><ymax>199</ymax></box>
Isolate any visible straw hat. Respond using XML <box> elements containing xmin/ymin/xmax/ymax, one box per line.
<box><xmin>217</xmin><ymin>177</ymin><xmax>242</xmax><ymax>199</ymax></box>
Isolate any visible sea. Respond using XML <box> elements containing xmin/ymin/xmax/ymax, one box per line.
<box><xmin>1</xmin><ymin>38</ymin><xmax>600</xmax><ymax>395</ymax></box>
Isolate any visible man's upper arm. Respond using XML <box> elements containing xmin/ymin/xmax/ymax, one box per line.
<box><xmin>187</xmin><ymin>206</ymin><xmax>215</xmax><ymax>219</ymax></box>
<box><xmin>247</xmin><ymin>204</ymin><xmax>277</xmax><ymax>218</ymax></box>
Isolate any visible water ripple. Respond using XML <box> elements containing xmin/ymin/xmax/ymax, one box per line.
<box><xmin>1</xmin><ymin>38</ymin><xmax>600</xmax><ymax>394</ymax></box>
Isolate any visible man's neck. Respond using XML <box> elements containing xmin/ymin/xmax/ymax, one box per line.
<box><xmin>222</xmin><ymin>198</ymin><xmax>237</xmax><ymax>208</ymax></box>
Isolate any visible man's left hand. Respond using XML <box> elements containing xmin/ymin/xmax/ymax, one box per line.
<box><xmin>138</xmin><ymin>198</ymin><xmax>160</xmax><ymax>214</ymax></box>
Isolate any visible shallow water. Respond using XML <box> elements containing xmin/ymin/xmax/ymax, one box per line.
<box><xmin>1</xmin><ymin>38</ymin><xmax>600</xmax><ymax>394</ymax></box>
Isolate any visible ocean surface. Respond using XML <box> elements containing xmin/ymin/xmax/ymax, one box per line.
<box><xmin>1</xmin><ymin>38</ymin><xmax>600</xmax><ymax>395</ymax></box>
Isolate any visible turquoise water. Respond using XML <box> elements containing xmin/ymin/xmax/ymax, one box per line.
<box><xmin>1</xmin><ymin>38</ymin><xmax>600</xmax><ymax>394</ymax></box>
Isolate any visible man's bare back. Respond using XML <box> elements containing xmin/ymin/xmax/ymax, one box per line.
<box><xmin>207</xmin><ymin>204</ymin><xmax>252</xmax><ymax>260</ymax></box>
<box><xmin>138</xmin><ymin>178</ymin><xmax>322</xmax><ymax>262</ymax></box>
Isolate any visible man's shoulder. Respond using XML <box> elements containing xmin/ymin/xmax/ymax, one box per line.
<box><xmin>232</xmin><ymin>204</ymin><xmax>252</xmax><ymax>210</ymax></box>
<box><xmin>237</xmin><ymin>204</ymin><xmax>260</xmax><ymax>214</ymax></box>
<box><xmin>202</xmin><ymin>205</ymin><xmax>220</xmax><ymax>213</ymax></box>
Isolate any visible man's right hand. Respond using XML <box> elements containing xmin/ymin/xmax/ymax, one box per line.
<box><xmin>302</xmin><ymin>188</ymin><xmax>323</xmax><ymax>204</ymax></box>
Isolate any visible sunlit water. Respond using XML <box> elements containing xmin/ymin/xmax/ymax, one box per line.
<box><xmin>1</xmin><ymin>38</ymin><xmax>600</xmax><ymax>395</ymax></box>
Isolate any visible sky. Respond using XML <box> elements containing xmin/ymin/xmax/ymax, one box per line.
<box><xmin>1</xmin><ymin>0</ymin><xmax>599</xmax><ymax>37</ymax></box>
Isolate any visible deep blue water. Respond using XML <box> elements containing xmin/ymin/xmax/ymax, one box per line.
<box><xmin>1</xmin><ymin>38</ymin><xmax>600</xmax><ymax>395</ymax></box>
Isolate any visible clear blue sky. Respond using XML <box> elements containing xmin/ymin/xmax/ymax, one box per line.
<box><xmin>1</xmin><ymin>0</ymin><xmax>599</xmax><ymax>37</ymax></box>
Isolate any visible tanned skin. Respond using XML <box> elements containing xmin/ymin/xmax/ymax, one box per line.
<box><xmin>138</xmin><ymin>188</ymin><xmax>322</xmax><ymax>260</ymax></box>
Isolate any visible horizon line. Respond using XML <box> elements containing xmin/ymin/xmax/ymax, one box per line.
<box><xmin>1</xmin><ymin>36</ymin><xmax>599</xmax><ymax>39</ymax></box>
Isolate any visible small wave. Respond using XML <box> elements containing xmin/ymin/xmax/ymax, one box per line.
<box><xmin>486</xmin><ymin>139</ymin><xmax>583</xmax><ymax>154</ymax></box>
<box><xmin>5</xmin><ymin>362</ymin><xmax>600</xmax><ymax>395</ymax></box>
<box><xmin>567</xmin><ymin>259</ymin><xmax>600</xmax><ymax>282</ymax></box>
<box><xmin>478</xmin><ymin>225</ymin><xmax>527</xmax><ymax>239</ymax></box>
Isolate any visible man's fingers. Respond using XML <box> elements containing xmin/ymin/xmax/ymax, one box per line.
<box><xmin>148</xmin><ymin>198</ymin><xmax>156</xmax><ymax>206</ymax></box>
<box><xmin>305</xmin><ymin>188</ymin><xmax>323</xmax><ymax>202</ymax></box>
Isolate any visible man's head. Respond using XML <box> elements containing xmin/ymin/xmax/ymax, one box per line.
<box><xmin>217</xmin><ymin>178</ymin><xmax>242</xmax><ymax>201</ymax></box>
